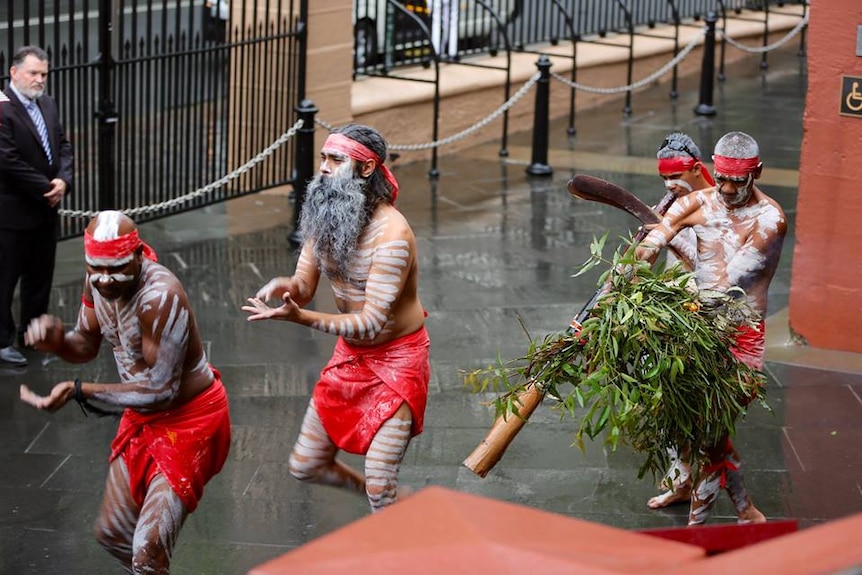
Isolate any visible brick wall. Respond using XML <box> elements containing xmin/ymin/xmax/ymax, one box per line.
<box><xmin>790</xmin><ymin>0</ymin><xmax>862</xmax><ymax>353</ymax></box>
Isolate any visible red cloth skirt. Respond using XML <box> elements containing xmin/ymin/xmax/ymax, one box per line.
<box><xmin>110</xmin><ymin>371</ymin><xmax>231</xmax><ymax>513</ymax></box>
<box><xmin>313</xmin><ymin>326</ymin><xmax>431</xmax><ymax>455</ymax></box>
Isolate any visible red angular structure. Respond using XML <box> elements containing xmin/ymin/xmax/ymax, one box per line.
<box><xmin>248</xmin><ymin>486</ymin><xmax>706</xmax><ymax>574</ymax></box>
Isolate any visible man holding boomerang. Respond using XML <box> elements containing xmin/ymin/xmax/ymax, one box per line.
<box><xmin>465</xmin><ymin>135</ymin><xmax>716</xmax><ymax>479</ymax></box>
<box><xmin>243</xmin><ymin>124</ymin><xmax>430</xmax><ymax>513</ymax></box>
<box><xmin>636</xmin><ymin>131</ymin><xmax>787</xmax><ymax>525</ymax></box>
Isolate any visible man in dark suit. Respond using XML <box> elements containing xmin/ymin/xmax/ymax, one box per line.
<box><xmin>0</xmin><ymin>46</ymin><xmax>73</xmax><ymax>366</ymax></box>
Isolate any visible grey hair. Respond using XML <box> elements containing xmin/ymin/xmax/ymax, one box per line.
<box><xmin>714</xmin><ymin>131</ymin><xmax>759</xmax><ymax>159</ymax></box>
<box><xmin>12</xmin><ymin>45</ymin><xmax>49</xmax><ymax>67</ymax></box>
<box><xmin>657</xmin><ymin>132</ymin><xmax>702</xmax><ymax>161</ymax></box>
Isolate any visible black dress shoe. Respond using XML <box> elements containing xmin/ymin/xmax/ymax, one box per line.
<box><xmin>0</xmin><ymin>346</ymin><xmax>27</xmax><ymax>366</ymax></box>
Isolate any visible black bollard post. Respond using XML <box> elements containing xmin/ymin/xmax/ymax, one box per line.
<box><xmin>694</xmin><ymin>12</ymin><xmax>718</xmax><ymax>116</ymax></box>
<box><xmin>526</xmin><ymin>55</ymin><xmax>553</xmax><ymax>177</ymax></box>
<box><xmin>289</xmin><ymin>99</ymin><xmax>318</xmax><ymax>246</ymax></box>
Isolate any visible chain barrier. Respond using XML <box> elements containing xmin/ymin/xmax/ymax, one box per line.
<box><xmin>71</xmin><ymin>12</ymin><xmax>803</xmax><ymax>216</ymax></box>
<box><xmin>317</xmin><ymin>10</ymin><xmax>807</xmax><ymax>151</ymax></box>
<box><xmin>316</xmin><ymin>72</ymin><xmax>541</xmax><ymax>152</ymax></box>
<box><xmin>58</xmin><ymin>119</ymin><xmax>305</xmax><ymax>219</ymax></box>
<box><xmin>551</xmin><ymin>27</ymin><xmax>706</xmax><ymax>95</ymax></box>
<box><xmin>719</xmin><ymin>13</ymin><xmax>809</xmax><ymax>54</ymax></box>
<box><xmin>315</xmin><ymin>117</ymin><xmax>336</xmax><ymax>132</ymax></box>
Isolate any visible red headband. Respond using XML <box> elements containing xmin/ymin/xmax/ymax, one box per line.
<box><xmin>657</xmin><ymin>158</ymin><xmax>715</xmax><ymax>187</ymax></box>
<box><xmin>84</xmin><ymin>229</ymin><xmax>158</xmax><ymax>264</ymax></box>
<box><xmin>657</xmin><ymin>157</ymin><xmax>696</xmax><ymax>174</ymax></box>
<box><xmin>323</xmin><ymin>132</ymin><xmax>399</xmax><ymax>203</ymax></box>
<box><xmin>712</xmin><ymin>154</ymin><xmax>760</xmax><ymax>178</ymax></box>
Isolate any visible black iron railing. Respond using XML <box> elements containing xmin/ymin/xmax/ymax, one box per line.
<box><xmin>353</xmin><ymin>0</ymin><xmax>807</xmax><ymax>77</ymax></box>
<box><xmin>1</xmin><ymin>0</ymin><xmax>307</xmax><ymax>239</ymax></box>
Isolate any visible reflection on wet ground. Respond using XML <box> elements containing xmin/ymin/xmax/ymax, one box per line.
<box><xmin>3</xmin><ymin>44</ymin><xmax>861</xmax><ymax>575</ymax></box>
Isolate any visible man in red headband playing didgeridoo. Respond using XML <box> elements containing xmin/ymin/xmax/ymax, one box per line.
<box><xmin>647</xmin><ymin>132</ymin><xmax>716</xmax><ymax>510</ymax></box>
<box><xmin>243</xmin><ymin>124</ymin><xmax>429</xmax><ymax>512</ymax></box>
<box><xmin>19</xmin><ymin>210</ymin><xmax>231</xmax><ymax>573</ymax></box>
<box><xmin>636</xmin><ymin>131</ymin><xmax>787</xmax><ymax>525</ymax></box>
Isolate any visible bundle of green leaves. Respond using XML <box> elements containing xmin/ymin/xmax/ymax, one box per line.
<box><xmin>465</xmin><ymin>235</ymin><xmax>768</xmax><ymax>480</ymax></box>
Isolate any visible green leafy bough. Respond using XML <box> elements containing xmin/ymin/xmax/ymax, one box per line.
<box><xmin>465</xmin><ymin>235</ymin><xmax>769</xmax><ymax>480</ymax></box>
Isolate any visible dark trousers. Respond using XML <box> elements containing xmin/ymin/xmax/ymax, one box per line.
<box><xmin>0</xmin><ymin>226</ymin><xmax>58</xmax><ymax>346</ymax></box>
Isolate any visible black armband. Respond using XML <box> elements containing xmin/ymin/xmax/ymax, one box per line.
<box><xmin>73</xmin><ymin>378</ymin><xmax>122</xmax><ymax>419</ymax></box>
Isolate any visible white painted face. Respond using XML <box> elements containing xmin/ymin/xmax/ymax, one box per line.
<box><xmin>86</xmin><ymin>258</ymin><xmax>139</xmax><ymax>300</ymax></box>
<box><xmin>715</xmin><ymin>172</ymin><xmax>754</xmax><ymax>208</ymax></box>
<box><xmin>663</xmin><ymin>178</ymin><xmax>693</xmax><ymax>193</ymax></box>
<box><xmin>85</xmin><ymin>210</ymin><xmax>141</xmax><ymax>300</ymax></box>
<box><xmin>659</xmin><ymin>167</ymin><xmax>699</xmax><ymax>197</ymax></box>
<box><xmin>319</xmin><ymin>148</ymin><xmax>353</xmax><ymax>179</ymax></box>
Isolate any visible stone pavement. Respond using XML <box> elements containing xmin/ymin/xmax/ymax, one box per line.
<box><xmin>2</xmin><ymin>42</ymin><xmax>861</xmax><ymax>575</ymax></box>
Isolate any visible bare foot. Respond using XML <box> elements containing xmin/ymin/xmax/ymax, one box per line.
<box><xmin>737</xmin><ymin>505</ymin><xmax>767</xmax><ymax>524</ymax></box>
<box><xmin>647</xmin><ymin>484</ymin><xmax>692</xmax><ymax>509</ymax></box>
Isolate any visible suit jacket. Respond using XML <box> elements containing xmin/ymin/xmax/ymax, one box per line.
<box><xmin>0</xmin><ymin>86</ymin><xmax>74</xmax><ymax>230</ymax></box>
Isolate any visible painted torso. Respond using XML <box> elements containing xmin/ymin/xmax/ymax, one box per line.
<box><xmin>668</xmin><ymin>227</ymin><xmax>697</xmax><ymax>269</ymax></box>
<box><xmin>88</xmin><ymin>259</ymin><xmax>211</xmax><ymax>409</ymax></box>
<box><xmin>646</xmin><ymin>188</ymin><xmax>786</xmax><ymax>316</ymax></box>
<box><xmin>313</xmin><ymin>204</ymin><xmax>424</xmax><ymax>346</ymax></box>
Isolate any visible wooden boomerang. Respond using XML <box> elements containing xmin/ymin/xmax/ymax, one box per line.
<box><xmin>565</xmin><ymin>174</ymin><xmax>679</xmax><ymax>330</ymax></box>
<box><xmin>567</xmin><ymin>174</ymin><xmax>675</xmax><ymax>228</ymax></box>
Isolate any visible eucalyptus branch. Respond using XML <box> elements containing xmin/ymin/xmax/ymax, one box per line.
<box><xmin>465</xmin><ymin>236</ymin><xmax>768</xmax><ymax>480</ymax></box>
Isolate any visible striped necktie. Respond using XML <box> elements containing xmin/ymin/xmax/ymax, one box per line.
<box><xmin>25</xmin><ymin>100</ymin><xmax>53</xmax><ymax>165</ymax></box>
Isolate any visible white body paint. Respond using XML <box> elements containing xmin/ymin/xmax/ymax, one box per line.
<box><xmin>85</xmin><ymin>260</ymin><xmax>209</xmax><ymax>408</ymax></box>
<box><xmin>313</xmin><ymin>216</ymin><xmax>410</xmax><ymax>341</ymax></box>
<box><xmin>642</xmin><ymin>188</ymin><xmax>786</xmax><ymax>315</ymax></box>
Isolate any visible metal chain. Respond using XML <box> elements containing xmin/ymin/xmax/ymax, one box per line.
<box><xmin>80</xmin><ymin>14</ymin><xmax>801</xmax><ymax>213</ymax></box>
<box><xmin>551</xmin><ymin>27</ymin><xmax>706</xmax><ymax>95</ymax></box>
<box><xmin>720</xmin><ymin>13</ymin><xmax>809</xmax><ymax>54</ymax></box>
<box><xmin>315</xmin><ymin>117</ymin><xmax>336</xmax><ymax>132</ymax></box>
<box><xmin>59</xmin><ymin>119</ymin><xmax>305</xmax><ymax>219</ymax></box>
<box><xmin>316</xmin><ymin>72</ymin><xmax>541</xmax><ymax>151</ymax></box>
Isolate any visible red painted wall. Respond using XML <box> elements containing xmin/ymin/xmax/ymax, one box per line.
<box><xmin>790</xmin><ymin>1</ymin><xmax>862</xmax><ymax>352</ymax></box>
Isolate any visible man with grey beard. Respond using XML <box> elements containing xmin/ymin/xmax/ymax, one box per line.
<box><xmin>243</xmin><ymin>124</ymin><xmax>430</xmax><ymax>512</ymax></box>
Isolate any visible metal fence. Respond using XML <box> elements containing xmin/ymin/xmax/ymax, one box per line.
<box><xmin>353</xmin><ymin>0</ymin><xmax>806</xmax><ymax>76</ymax></box>
<box><xmin>1</xmin><ymin>0</ymin><xmax>307</xmax><ymax>239</ymax></box>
